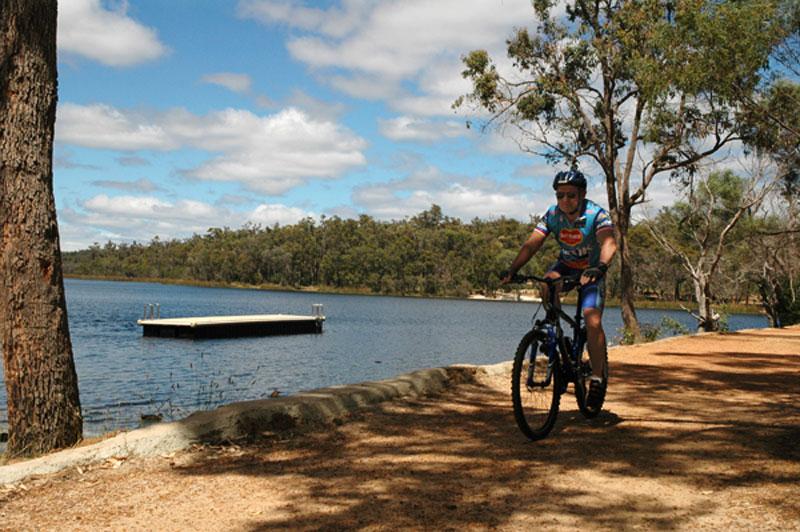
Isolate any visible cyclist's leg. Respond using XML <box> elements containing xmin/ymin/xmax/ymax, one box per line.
<box><xmin>543</xmin><ymin>262</ymin><xmax>568</xmax><ymax>306</ymax></box>
<box><xmin>584</xmin><ymin>309</ymin><xmax>606</xmax><ymax>379</ymax></box>
<box><xmin>581</xmin><ymin>280</ymin><xmax>607</xmax><ymax>379</ymax></box>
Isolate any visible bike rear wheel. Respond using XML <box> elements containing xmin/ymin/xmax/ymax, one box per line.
<box><xmin>575</xmin><ymin>342</ymin><xmax>609</xmax><ymax>418</ymax></box>
<box><xmin>511</xmin><ymin>329</ymin><xmax>561</xmax><ymax>440</ymax></box>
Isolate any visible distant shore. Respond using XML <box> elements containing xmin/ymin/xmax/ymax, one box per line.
<box><xmin>63</xmin><ymin>274</ymin><xmax>765</xmax><ymax>315</ymax></box>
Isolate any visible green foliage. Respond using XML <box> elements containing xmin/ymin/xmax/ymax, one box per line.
<box><xmin>618</xmin><ymin>322</ymin><xmax>661</xmax><ymax>345</ymax></box>
<box><xmin>619</xmin><ymin>317</ymin><xmax>690</xmax><ymax>345</ymax></box>
<box><xmin>456</xmin><ymin>0</ymin><xmax>789</xmax><ymax>337</ymax></box>
<box><xmin>660</xmin><ymin>317</ymin><xmax>689</xmax><ymax>336</ymax></box>
<box><xmin>717</xmin><ymin>312</ymin><xmax>730</xmax><ymax>333</ymax></box>
<box><xmin>740</xmin><ymin>80</ymin><xmax>800</xmax><ymax>193</ymax></box>
<box><xmin>458</xmin><ymin>50</ymin><xmax>500</xmax><ymax>113</ymax></box>
<box><xmin>62</xmin><ymin>198</ymin><xmax>783</xmax><ymax>313</ymax></box>
<box><xmin>640</xmin><ymin>323</ymin><xmax>662</xmax><ymax>343</ymax></box>
<box><xmin>653</xmin><ymin>170</ymin><xmax>755</xmax><ymax>269</ymax></box>
<box><xmin>63</xmin><ymin>206</ymin><xmax>543</xmax><ymax>298</ymax></box>
<box><xmin>759</xmin><ymin>275</ymin><xmax>800</xmax><ymax>326</ymax></box>
<box><xmin>776</xmin><ymin>290</ymin><xmax>800</xmax><ymax>326</ymax></box>
<box><xmin>458</xmin><ymin>0</ymin><xmax>785</xmax><ymax>168</ymax></box>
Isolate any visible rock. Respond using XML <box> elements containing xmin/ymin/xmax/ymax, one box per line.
<box><xmin>139</xmin><ymin>414</ymin><xmax>163</xmax><ymax>428</ymax></box>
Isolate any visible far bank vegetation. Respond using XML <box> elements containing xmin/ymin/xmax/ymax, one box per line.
<box><xmin>63</xmin><ymin>192</ymin><xmax>800</xmax><ymax>328</ymax></box>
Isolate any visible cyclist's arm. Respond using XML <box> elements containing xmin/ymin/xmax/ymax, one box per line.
<box><xmin>597</xmin><ymin>229</ymin><xmax>617</xmax><ymax>267</ymax></box>
<box><xmin>503</xmin><ymin>230</ymin><xmax>547</xmax><ymax>283</ymax></box>
<box><xmin>579</xmin><ymin>230</ymin><xmax>617</xmax><ymax>285</ymax></box>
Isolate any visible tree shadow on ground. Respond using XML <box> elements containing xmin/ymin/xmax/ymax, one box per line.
<box><xmin>173</xmin><ymin>341</ymin><xmax>800</xmax><ymax>530</ymax></box>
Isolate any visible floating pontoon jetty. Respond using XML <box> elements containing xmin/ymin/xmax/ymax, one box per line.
<box><xmin>138</xmin><ymin>305</ymin><xmax>325</xmax><ymax>338</ymax></box>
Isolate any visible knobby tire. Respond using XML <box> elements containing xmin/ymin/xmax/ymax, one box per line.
<box><xmin>511</xmin><ymin>329</ymin><xmax>561</xmax><ymax>441</ymax></box>
<box><xmin>575</xmin><ymin>340</ymin><xmax>609</xmax><ymax>418</ymax></box>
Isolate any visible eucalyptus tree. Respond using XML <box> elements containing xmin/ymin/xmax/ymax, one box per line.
<box><xmin>751</xmin><ymin>193</ymin><xmax>800</xmax><ymax>326</ymax></box>
<box><xmin>1</xmin><ymin>0</ymin><xmax>82</xmax><ymax>455</ymax></box>
<box><xmin>772</xmin><ymin>0</ymin><xmax>800</xmax><ymax>80</ymax></box>
<box><xmin>745</xmin><ymin>82</ymin><xmax>800</xmax><ymax>325</ymax></box>
<box><xmin>456</xmin><ymin>0</ymin><xmax>788</xmax><ymax>337</ymax></box>
<box><xmin>647</xmin><ymin>170</ymin><xmax>776</xmax><ymax>331</ymax></box>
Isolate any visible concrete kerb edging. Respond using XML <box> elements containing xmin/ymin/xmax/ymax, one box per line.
<box><xmin>0</xmin><ymin>365</ymin><xmax>481</xmax><ymax>486</ymax></box>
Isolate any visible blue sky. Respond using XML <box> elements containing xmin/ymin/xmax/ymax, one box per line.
<box><xmin>54</xmin><ymin>0</ymin><xmax>569</xmax><ymax>250</ymax></box>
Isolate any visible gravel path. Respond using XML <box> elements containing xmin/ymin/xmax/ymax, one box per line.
<box><xmin>2</xmin><ymin>326</ymin><xmax>799</xmax><ymax>531</ymax></box>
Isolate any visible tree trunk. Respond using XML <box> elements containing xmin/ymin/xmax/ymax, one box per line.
<box><xmin>693</xmin><ymin>272</ymin><xmax>719</xmax><ymax>333</ymax></box>
<box><xmin>615</xmin><ymin>212</ymin><xmax>641</xmax><ymax>339</ymax></box>
<box><xmin>0</xmin><ymin>0</ymin><xmax>83</xmax><ymax>456</ymax></box>
<box><xmin>758</xmin><ymin>278</ymin><xmax>781</xmax><ymax>328</ymax></box>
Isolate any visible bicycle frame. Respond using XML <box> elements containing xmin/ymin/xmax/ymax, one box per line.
<box><xmin>517</xmin><ymin>274</ymin><xmax>587</xmax><ymax>389</ymax></box>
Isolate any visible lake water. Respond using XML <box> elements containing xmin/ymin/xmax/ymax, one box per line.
<box><xmin>0</xmin><ymin>279</ymin><xmax>768</xmax><ymax>437</ymax></box>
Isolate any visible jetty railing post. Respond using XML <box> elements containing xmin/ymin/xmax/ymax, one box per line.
<box><xmin>156</xmin><ymin>303</ymin><xmax>160</xmax><ymax>319</ymax></box>
<box><xmin>311</xmin><ymin>304</ymin><xmax>324</xmax><ymax>333</ymax></box>
<box><xmin>143</xmin><ymin>304</ymin><xmax>147</xmax><ymax>320</ymax></box>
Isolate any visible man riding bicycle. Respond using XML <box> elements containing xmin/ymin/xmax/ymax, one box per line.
<box><xmin>501</xmin><ymin>169</ymin><xmax>617</xmax><ymax>413</ymax></box>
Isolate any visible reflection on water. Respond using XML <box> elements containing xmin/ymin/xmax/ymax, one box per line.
<box><xmin>0</xmin><ymin>279</ymin><xmax>767</xmax><ymax>436</ymax></box>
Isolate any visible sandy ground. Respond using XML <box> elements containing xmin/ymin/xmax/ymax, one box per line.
<box><xmin>1</xmin><ymin>326</ymin><xmax>799</xmax><ymax>531</ymax></box>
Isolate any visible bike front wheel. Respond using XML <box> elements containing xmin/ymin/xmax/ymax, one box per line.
<box><xmin>511</xmin><ymin>329</ymin><xmax>561</xmax><ymax>440</ymax></box>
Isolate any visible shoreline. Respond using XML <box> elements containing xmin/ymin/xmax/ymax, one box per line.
<box><xmin>2</xmin><ymin>323</ymin><xmax>783</xmax><ymax>467</ymax></box>
<box><xmin>2</xmin><ymin>324</ymin><xmax>798</xmax><ymax>530</ymax></box>
<box><xmin>64</xmin><ymin>274</ymin><xmax>766</xmax><ymax>316</ymax></box>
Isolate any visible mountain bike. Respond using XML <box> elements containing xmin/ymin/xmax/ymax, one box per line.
<box><xmin>508</xmin><ymin>273</ymin><xmax>608</xmax><ymax>440</ymax></box>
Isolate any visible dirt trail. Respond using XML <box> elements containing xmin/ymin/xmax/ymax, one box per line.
<box><xmin>2</xmin><ymin>327</ymin><xmax>799</xmax><ymax>531</ymax></box>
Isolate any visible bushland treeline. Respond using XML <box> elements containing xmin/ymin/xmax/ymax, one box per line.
<box><xmin>61</xmin><ymin>204</ymin><xmax>764</xmax><ymax>305</ymax></box>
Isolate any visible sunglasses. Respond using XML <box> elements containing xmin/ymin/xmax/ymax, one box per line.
<box><xmin>556</xmin><ymin>192</ymin><xmax>578</xmax><ymax>199</ymax></box>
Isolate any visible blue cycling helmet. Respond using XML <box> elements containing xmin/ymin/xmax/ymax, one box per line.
<box><xmin>552</xmin><ymin>169</ymin><xmax>587</xmax><ymax>190</ymax></box>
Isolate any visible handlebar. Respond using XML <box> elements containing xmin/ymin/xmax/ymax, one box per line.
<box><xmin>504</xmin><ymin>272</ymin><xmax>585</xmax><ymax>327</ymax></box>
<box><xmin>507</xmin><ymin>273</ymin><xmax>583</xmax><ymax>291</ymax></box>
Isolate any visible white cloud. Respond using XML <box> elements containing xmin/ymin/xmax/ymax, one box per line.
<box><xmin>328</xmin><ymin>74</ymin><xmax>400</xmax><ymax>101</ymax></box>
<box><xmin>168</xmin><ymin>107</ymin><xmax>368</xmax><ymax>194</ymax></box>
<box><xmin>351</xmin><ymin>166</ymin><xmax>538</xmax><ymax>221</ymax></box>
<box><xmin>393</xmin><ymin>58</ymin><xmax>475</xmax><ymax>117</ymax></box>
<box><xmin>91</xmin><ymin>178</ymin><xmax>162</xmax><ymax>193</ymax></box>
<box><xmin>59</xmin><ymin>195</ymin><xmax>228</xmax><ymax>250</ymax></box>
<box><xmin>117</xmin><ymin>155</ymin><xmax>151</xmax><ymax>167</ymax></box>
<box><xmin>54</xmin><ymin>151</ymin><xmax>100</xmax><ymax>170</ymax></box>
<box><xmin>280</xmin><ymin>1</ymin><xmax>532</xmax><ymax>78</ymax></box>
<box><xmin>216</xmin><ymin>194</ymin><xmax>252</xmax><ymax>206</ymax></box>
<box><xmin>201</xmin><ymin>72</ymin><xmax>253</xmax><ymax>94</ymax></box>
<box><xmin>58</xmin><ymin>0</ymin><xmax>167</xmax><ymax>67</ymax></box>
<box><xmin>248</xmin><ymin>204</ymin><xmax>315</xmax><ymax>226</ymax></box>
<box><xmin>379</xmin><ymin>116</ymin><xmax>466</xmax><ymax>142</ymax></box>
<box><xmin>201</xmin><ymin>72</ymin><xmax>276</xmax><ymax>108</ymax></box>
<box><xmin>59</xmin><ymin>194</ymin><xmax>316</xmax><ymax>250</ymax></box>
<box><xmin>240</xmin><ymin>0</ymin><xmax>535</xmax><ymax>116</ymax></box>
<box><xmin>56</xmin><ymin>103</ymin><xmax>368</xmax><ymax>195</ymax></box>
<box><xmin>56</xmin><ymin>103</ymin><xmax>176</xmax><ymax>151</ymax></box>
<box><xmin>84</xmin><ymin>194</ymin><xmax>177</xmax><ymax>219</ymax></box>
<box><xmin>238</xmin><ymin>0</ymin><xmax>373</xmax><ymax>39</ymax></box>
<box><xmin>287</xmin><ymin>89</ymin><xmax>346</xmax><ymax>121</ymax></box>
<box><xmin>513</xmin><ymin>161</ymin><xmax>560</xmax><ymax>181</ymax></box>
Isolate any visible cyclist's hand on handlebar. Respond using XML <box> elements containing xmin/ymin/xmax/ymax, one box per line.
<box><xmin>581</xmin><ymin>263</ymin><xmax>608</xmax><ymax>285</ymax></box>
<box><xmin>499</xmin><ymin>269</ymin><xmax>513</xmax><ymax>285</ymax></box>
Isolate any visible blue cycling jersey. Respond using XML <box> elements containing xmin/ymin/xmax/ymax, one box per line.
<box><xmin>533</xmin><ymin>199</ymin><xmax>614</xmax><ymax>270</ymax></box>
